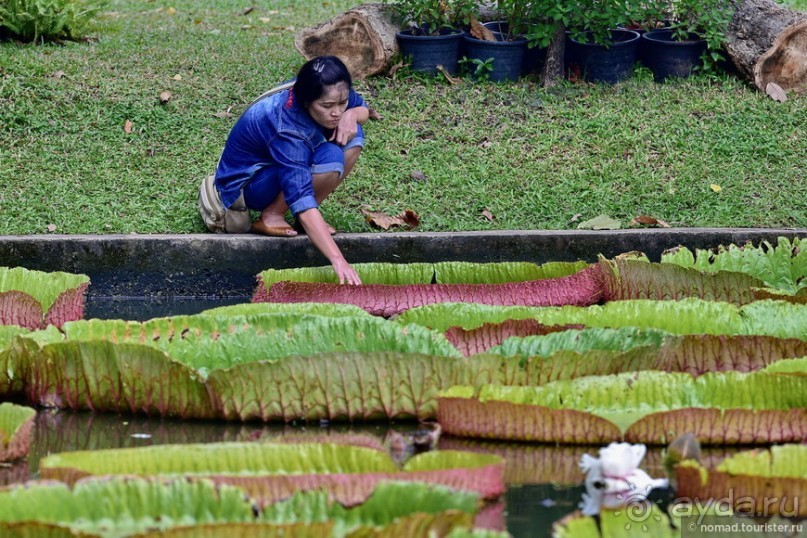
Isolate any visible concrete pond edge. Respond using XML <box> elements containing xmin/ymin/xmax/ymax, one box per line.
<box><xmin>1</xmin><ymin>227</ymin><xmax>804</xmax><ymax>298</ymax></box>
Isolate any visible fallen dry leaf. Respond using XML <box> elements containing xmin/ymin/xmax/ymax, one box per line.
<box><xmin>710</xmin><ymin>184</ymin><xmax>722</xmax><ymax>192</ymax></box>
<box><xmin>765</xmin><ymin>82</ymin><xmax>787</xmax><ymax>103</ymax></box>
<box><xmin>213</xmin><ymin>107</ymin><xmax>234</xmax><ymax>119</ymax></box>
<box><xmin>629</xmin><ymin>215</ymin><xmax>670</xmax><ymax>228</ymax></box>
<box><xmin>165</xmin><ymin>6</ymin><xmax>177</xmax><ymax>15</ymax></box>
<box><xmin>481</xmin><ymin>209</ymin><xmax>495</xmax><ymax>221</ymax></box>
<box><xmin>124</xmin><ymin>119</ymin><xmax>133</xmax><ymax>134</ymax></box>
<box><xmin>46</xmin><ymin>224</ymin><xmax>56</xmax><ymax>233</ymax></box>
<box><xmin>469</xmin><ymin>15</ymin><xmax>496</xmax><ymax>41</ymax></box>
<box><xmin>259</xmin><ymin>17</ymin><xmax>272</xmax><ymax>23</ymax></box>
<box><xmin>49</xmin><ymin>70</ymin><xmax>65</xmax><ymax>79</ymax></box>
<box><xmin>171</xmin><ymin>73</ymin><xmax>182</xmax><ymax>81</ymax></box>
<box><xmin>577</xmin><ymin>214</ymin><xmax>621</xmax><ymax>230</ymax></box>
<box><xmin>159</xmin><ymin>91</ymin><xmax>172</xmax><ymax>104</ymax></box>
<box><xmin>240</xmin><ymin>24</ymin><xmax>254</xmax><ymax>30</ymax></box>
<box><xmin>389</xmin><ymin>60</ymin><xmax>405</xmax><ymax>77</ymax></box>
<box><xmin>360</xmin><ymin>207</ymin><xmax>420</xmax><ymax>231</ymax></box>
<box><xmin>367</xmin><ymin>107</ymin><xmax>383</xmax><ymax>121</ymax></box>
<box><xmin>570</xmin><ymin>213</ymin><xmax>582</xmax><ymax>222</ymax></box>
<box><xmin>436</xmin><ymin>64</ymin><xmax>462</xmax><ymax>85</ymax></box>
<box><xmin>241</xmin><ymin>6</ymin><xmax>255</xmax><ymax>15</ymax></box>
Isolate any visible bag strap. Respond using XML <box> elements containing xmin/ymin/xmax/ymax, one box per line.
<box><xmin>248</xmin><ymin>79</ymin><xmax>296</xmax><ymax>107</ymax></box>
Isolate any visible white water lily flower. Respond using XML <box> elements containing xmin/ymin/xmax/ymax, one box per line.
<box><xmin>579</xmin><ymin>442</ymin><xmax>669</xmax><ymax>515</ymax></box>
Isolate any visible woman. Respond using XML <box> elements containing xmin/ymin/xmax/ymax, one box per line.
<box><xmin>214</xmin><ymin>56</ymin><xmax>368</xmax><ymax>285</ymax></box>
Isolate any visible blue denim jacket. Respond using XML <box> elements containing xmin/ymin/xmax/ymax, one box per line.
<box><xmin>215</xmin><ymin>88</ymin><xmax>366</xmax><ymax>215</ymax></box>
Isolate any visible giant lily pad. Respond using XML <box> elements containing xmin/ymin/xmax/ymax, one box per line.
<box><xmin>444</xmin><ymin>319</ymin><xmax>585</xmax><ymax>356</ymax></box>
<box><xmin>254</xmin><ymin>261</ymin><xmax>588</xmax><ymax>290</ymax></box>
<box><xmin>0</xmin><ymin>325</ymin><xmax>29</xmax><ymax>396</ymax></box>
<box><xmin>661</xmin><ymin>237</ymin><xmax>807</xmax><ymax>296</ymax></box>
<box><xmin>201</xmin><ymin>346</ymin><xmax>767</xmax><ymax>423</ymax></box>
<box><xmin>437</xmin><ymin>371</ymin><xmax>807</xmax><ymax>445</ymax></box>
<box><xmin>11</xmin><ymin>314</ymin><xmax>464</xmax><ymax>418</ymax></box>
<box><xmin>198</xmin><ymin>302</ymin><xmax>374</xmax><ymax>318</ymax></box>
<box><xmin>675</xmin><ymin>444</ymin><xmax>807</xmax><ymax>517</ymax></box>
<box><xmin>599</xmin><ymin>257</ymin><xmax>766</xmax><ymax>304</ymax></box>
<box><xmin>396</xmin><ymin>299</ymin><xmax>807</xmax><ymax>340</ymax></box>
<box><xmin>552</xmin><ymin>505</ymin><xmax>678</xmax><ymax>538</ymax></box>
<box><xmin>45</xmin><ymin>314</ymin><xmax>462</xmax><ymax>370</ymax></box>
<box><xmin>487</xmin><ymin>329</ymin><xmax>807</xmax><ymax>375</ymax></box>
<box><xmin>39</xmin><ymin>442</ymin><xmax>505</xmax><ymax>506</ymax></box>
<box><xmin>0</xmin><ymin>402</ymin><xmax>36</xmax><ymax>462</ymax></box>
<box><xmin>21</xmin><ymin>340</ymin><xmax>215</xmax><ymax>418</ymax></box>
<box><xmin>258</xmin><ymin>482</ymin><xmax>479</xmax><ymax>534</ymax></box>
<box><xmin>0</xmin><ymin>267</ymin><xmax>89</xmax><ymax>329</ymax></box>
<box><xmin>0</xmin><ymin>477</ymin><xmax>478</xmax><ymax>537</ymax></box>
<box><xmin>255</xmin><ymin>265</ymin><xmax>605</xmax><ymax>317</ymax></box>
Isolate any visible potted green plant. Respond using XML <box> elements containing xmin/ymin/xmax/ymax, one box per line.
<box><xmin>667</xmin><ymin>0</ymin><xmax>735</xmax><ymax>70</ymax></box>
<box><xmin>483</xmin><ymin>0</ymin><xmax>571</xmax><ymax>75</ymax></box>
<box><xmin>637</xmin><ymin>0</ymin><xmax>733</xmax><ymax>81</ymax></box>
<box><xmin>564</xmin><ymin>0</ymin><xmax>641</xmax><ymax>83</ymax></box>
<box><xmin>389</xmin><ymin>0</ymin><xmax>476</xmax><ymax>75</ymax></box>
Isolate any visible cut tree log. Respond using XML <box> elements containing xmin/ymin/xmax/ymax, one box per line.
<box><xmin>725</xmin><ymin>0</ymin><xmax>807</xmax><ymax>93</ymax></box>
<box><xmin>294</xmin><ymin>3</ymin><xmax>400</xmax><ymax>79</ymax></box>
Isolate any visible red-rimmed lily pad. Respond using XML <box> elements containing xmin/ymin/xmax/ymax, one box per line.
<box><xmin>255</xmin><ymin>265</ymin><xmax>606</xmax><ymax>317</ymax></box>
<box><xmin>437</xmin><ymin>371</ymin><xmax>807</xmax><ymax>445</ymax></box>
<box><xmin>488</xmin><ymin>329</ymin><xmax>807</xmax><ymax>376</ymax></box>
<box><xmin>0</xmin><ymin>476</ymin><xmax>480</xmax><ymax>537</ymax></box>
<box><xmin>675</xmin><ymin>444</ymin><xmax>807</xmax><ymax>517</ymax></box>
<box><xmin>445</xmin><ymin>319</ymin><xmax>585</xmax><ymax>356</ymax></box>
<box><xmin>254</xmin><ymin>261</ymin><xmax>589</xmax><ymax>289</ymax></box>
<box><xmin>38</xmin><ymin>442</ymin><xmax>505</xmax><ymax>506</ymax></box>
<box><xmin>0</xmin><ymin>267</ymin><xmax>89</xmax><ymax>329</ymax></box>
<box><xmin>396</xmin><ymin>299</ymin><xmax>807</xmax><ymax>340</ymax></box>
<box><xmin>0</xmin><ymin>402</ymin><xmax>36</xmax><ymax>462</ymax></box>
<box><xmin>599</xmin><ymin>257</ymin><xmax>767</xmax><ymax>304</ymax></box>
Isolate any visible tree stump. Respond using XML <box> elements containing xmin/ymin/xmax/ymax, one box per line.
<box><xmin>294</xmin><ymin>3</ymin><xmax>400</xmax><ymax>79</ymax></box>
<box><xmin>725</xmin><ymin>0</ymin><xmax>807</xmax><ymax>92</ymax></box>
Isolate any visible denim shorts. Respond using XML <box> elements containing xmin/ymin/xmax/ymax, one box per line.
<box><xmin>243</xmin><ymin>126</ymin><xmax>364</xmax><ymax>212</ymax></box>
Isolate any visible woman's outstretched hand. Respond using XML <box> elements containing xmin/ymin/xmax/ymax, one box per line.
<box><xmin>332</xmin><ymin>258</ymin><xmax>361</xmax><ymax>285</ymax></box>
<box><xmin>296</xmin><ymin>207</ymin><xmax>362</xmax><ymax>286</ymax></box>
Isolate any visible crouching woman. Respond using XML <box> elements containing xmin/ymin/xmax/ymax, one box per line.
<box><xmin>200</xmin><ymin>56</ymin><xmax>368</xmax><ymax>285</ymax></box>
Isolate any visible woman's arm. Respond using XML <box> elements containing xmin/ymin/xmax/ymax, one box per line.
<box><xmin>296</xmin><ymin>207</ymin><xmax>362</xmax><ymax>285</ymax></box>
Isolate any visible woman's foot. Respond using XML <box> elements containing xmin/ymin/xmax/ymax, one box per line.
<box><xmin>251</xmin><ymin>216</ymin><xmax>297</xmax><ymax>237</ymax></box>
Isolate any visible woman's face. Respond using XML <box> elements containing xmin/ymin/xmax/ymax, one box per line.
<box><xmin>307</xmin><ymin>82</ymin><xmax>349</xmax><ymax>129</ymax></box>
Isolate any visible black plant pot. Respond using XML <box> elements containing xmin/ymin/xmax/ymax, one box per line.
<box><xmin>641</xmin><ymin>29</ymin><xmax>707</xmax><ymax>82</ymax></box>
<box><xmin>566</xmin><ymin>29</ymin><xmax>640</xmax><ymax>84</ymax></box>
<box><xmin>463</xmin><ymin>32</ymin><xmax>528</xmax><ymax>82</ymax></box>
<box><xmin>396</xmin><ymin>28</ymin><xmax>465</xmax><ymax>75</ymax></box>
<box><xmin>483</xmin><ymin>21</ymin><xmax>548</xmax><ymax>75</ymax></box>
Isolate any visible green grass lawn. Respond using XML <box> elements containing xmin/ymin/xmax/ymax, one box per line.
<box><xmin>1</xmin><ymin>0</ymin><xmax>805</xmax><ymax>234</ymax></box>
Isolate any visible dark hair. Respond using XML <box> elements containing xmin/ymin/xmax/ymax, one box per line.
<box><xmin>293</xmin><ymin>56</ymin><xmax>352</xmax><ymax>108</ymax></box>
